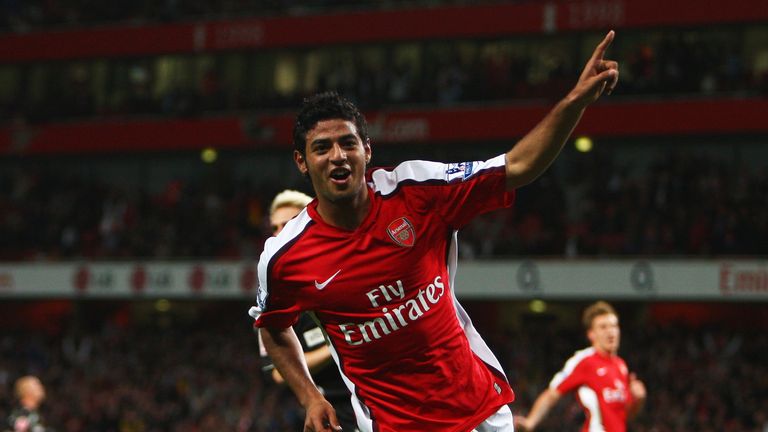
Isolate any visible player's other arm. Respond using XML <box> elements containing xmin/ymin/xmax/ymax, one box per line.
<box><xmin>260</xmin><ymin>327</ymin><xmax>341</xmax><ymax>432</ymax></box>
<box><xmin>514</xmin><ymin>387</ymin><xmax>562</xmax><ymax>431</ymax></box>
<box><xmin>272</xmin><ymin>344</ymin><xmax>334</xmax><ymax>384</ymax></box>
<box><xmin>505</xmin><ymin>31</ymin><xmax>619</xmax><ymax>190</ymax></box>
<box><xmin>627</xmin><ymin>373</ymin><xmax>647</xmax><ymax>420</ymax></box>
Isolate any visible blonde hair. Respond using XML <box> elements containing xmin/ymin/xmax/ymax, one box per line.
<box><xmin>269</xmin><ymin>189</ymin><xmax>313</xmax><ymax>216</ymax></box>
<box><xmin>582</xmin><ymin>301</ymin><xmax>617</xmax><ymax>330</ymax></box>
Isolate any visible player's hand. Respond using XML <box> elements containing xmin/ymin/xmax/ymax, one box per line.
<box><xmin>567</xmin><ymin>30</ymin><xmax>619</xmax><ymax>109</ymax></box>
<box><xmin>629</xmin><ymin>373</ymin><xmax>646</xmax><ymax>401</ymax></box>
<box><xmin>304</xmin><ymin>397</ymin><xmax>343</xmax><ymax>432</ymax></box>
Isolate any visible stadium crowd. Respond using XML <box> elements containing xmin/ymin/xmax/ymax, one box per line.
<box><xmin>1</xmin><ymin>147</ymin><xmax>765</xmax><ymax>261</ymax></box>
<box><xmin>1</xmin><ymin>302</ymin><xmax>766</xmax><ymax>431</ymax></box>
<box><xmin>463</xmin><ymin>147</ymin><xmax>768</xmax><ymax>258</ymax></box>
<box><xmin>0</xmin><ymin>167</ymin><xmax>274</xmax><ymax>260</ymax></box>
<box><xmin>0</xmin><ymin>307</ymin><xmax>305</xmax><ymax>431</ymax></box>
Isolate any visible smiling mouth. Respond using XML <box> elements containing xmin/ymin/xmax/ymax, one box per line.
<box><xmin>330</xmin><ymin>168</ymin><xmax>351</xmax><ymax>182</ymax></box>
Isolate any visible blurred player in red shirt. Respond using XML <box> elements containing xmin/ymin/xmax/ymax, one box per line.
<box><xmin>515</xmin><ymin>301</ymin><xmax>646</xmax><ymax>432</ymax></box>
<box><xmin>251</xmin><ymin>31</ymin><xmax>620</xmax><ymax>432</ymax></box>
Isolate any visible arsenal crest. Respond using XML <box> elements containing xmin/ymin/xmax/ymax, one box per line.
<box><xmin>387</xmin><ymin>217</ymin><xmax>416</xmax><ymax>247</ymax></box>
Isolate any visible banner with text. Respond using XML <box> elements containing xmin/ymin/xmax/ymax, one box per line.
<box><xmin>1</xmin><ymin>260</ymin><xmax>766</xmax><ymax>300</ymax></box>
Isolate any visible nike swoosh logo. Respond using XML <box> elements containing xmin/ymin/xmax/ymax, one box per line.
<box><xmin>314</xmin><ymin>269</ymin><xmax>341</xmax><ymax>290</ymax></box>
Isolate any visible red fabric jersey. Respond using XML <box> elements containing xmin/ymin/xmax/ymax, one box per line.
<box><xmin>550</xmin><ymin>347</ymin><xmax>633</xmax><ymax>432</ymax></box>
<box><xmin>253</xmin><ymin>155</ymin><xmax>515</xmax><ymax>432</ymax></box>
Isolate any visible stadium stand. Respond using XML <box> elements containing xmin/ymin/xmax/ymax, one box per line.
<box><xmin>1</xmin><ymin>0</ymin><xmax>766</xmax><ymax>430</ymax></box>
<box><xmin>1</xmin><ymin>145</ymin><xmax>767</xmax><ymax>260</ymax></box>
<box><xmin>0</xmin><ymin>301</ymin><xmax>766</xmax><ymax>431</ymax></box>
<box><xmin>0</xmin><ymin>26</ymin><xmax>765</xmax><ymax>123</ymax></box>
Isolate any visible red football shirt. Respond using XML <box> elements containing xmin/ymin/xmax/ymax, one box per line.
<box><xmin>550</xmin><ymin>347</ymin><xmax>633</xmax><ymax>432</ymax></box>
<box><xmin>252</xmin><ymin>155</ymin><xmax>515</xmax><ymax>432</ymax></box>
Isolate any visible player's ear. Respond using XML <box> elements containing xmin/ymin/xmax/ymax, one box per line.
<box><xmin>364</xmin><ymin>138</ymin><xmax>372</xmax><ymax>165</ymax></box>
<box><xmin>294</xmin><ymin>150</ymin><xmax>308</xmax><ymax>176</ymax></box>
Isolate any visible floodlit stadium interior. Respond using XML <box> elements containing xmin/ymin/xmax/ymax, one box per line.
<box><xmin>1</xmin><ymin>0</ymin><xmax>767</xmax><ymax>431</ymax></box>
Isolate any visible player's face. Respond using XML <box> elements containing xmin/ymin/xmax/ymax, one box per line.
<box><xmin>588</xmin><ymin>313</ymin><xmax>620</xmax><ymax>355</ymax></box>
<box><xmin>294</xmin><ymin>119</ymin><xmax>371</xmax><ymax>207</ymax></box>
<box><xmin>22</xmin><ymin>379</ymin><xmax>46</xmax><ymax>405</ymax></box>
<box><xmin>270</xmin><ymin>205</ymin><xmax>303</xmax><ymax>236</ymax></box>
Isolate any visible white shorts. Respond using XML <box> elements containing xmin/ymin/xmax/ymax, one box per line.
<box><xmin>472</xmin><ymin>404</ymin><xmax>514</xmax><ymax>432</ymax></box>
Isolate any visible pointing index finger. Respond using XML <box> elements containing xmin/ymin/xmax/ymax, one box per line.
<box><xmin>591</xmin><ymin>30</ymin><xmax>615</xmax><ymax>62</ymax></box>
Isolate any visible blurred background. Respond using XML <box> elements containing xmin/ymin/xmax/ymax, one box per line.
<box><xmin>0</xmin><ymin>0</ymin><xmax>766</xmax><ymax>431</ymax></box>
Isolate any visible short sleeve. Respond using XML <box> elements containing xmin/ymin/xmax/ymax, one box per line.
<box><xmin>434</xmin><ymin>156</ymin><xmax>515</xmax><ymax>228</ymax></box>
<box><xmin>550</xmin><ymin>358</ymin><xmax>588</xmax><ymax>394</ymax></box>
<box><xmin>369</xmin><ymin>154</ymin><xmax>515</xmax><ymax>230</ymax></box>
<box><xmin>251</xmin><ymin>236</ymin><xmax>301</xmax><ymax>329</ymax></box>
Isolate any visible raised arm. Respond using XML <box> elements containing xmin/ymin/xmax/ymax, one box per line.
<box><xmin>260</xmin><ymin>327</ymin><xmax>342</xmax><ymax>432</ymax></box>
<box><xmin>514</xmin><ymin>387</ymin><xmax>562</xmax><ymax>431</ymax></box>
<box><xmin>506</xmin><ymin>30</ymin><xmax>619</xmax><ymax>189</ymax></box>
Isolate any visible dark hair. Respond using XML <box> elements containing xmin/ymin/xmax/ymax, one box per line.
<box><xmin>292</xmin><ymin>91</ymin><xmax>369</xmax><ymax>155</ymax></box>
<box><xmin>582</xmin><ymin>301</ymin><xmax>618</xmax><ymax>330</ymax></box>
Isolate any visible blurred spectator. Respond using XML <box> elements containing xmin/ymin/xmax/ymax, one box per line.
<box><xmin>123</xmin><ymin>65</ymin><xmax>158</xmax><ymax>115</ymax></box>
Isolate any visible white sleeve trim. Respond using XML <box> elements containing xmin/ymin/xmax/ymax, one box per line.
<box><xmin>549</xmin><ymin>347</ymin><xmax>595</xmax><ymax>389</ymax></box>
<box><xmin>252</xmin><ymin>209</ymin><xmax>313</xmax><ymax>322</ymax></box>
<box><xmin>370</xmin><ymin>154</ymin><xmax>506</xmax><ymax>196</ymax></box>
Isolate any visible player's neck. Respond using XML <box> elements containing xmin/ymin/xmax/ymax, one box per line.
<box><xmin>593</xmin><ymin>345</ymin><xmax>616</xmax><ymax>357</ymax></box>
<box><xmin>316</xmin><ymin>190</ymin><xmax>371</xmax><ymax>230</ymax></box>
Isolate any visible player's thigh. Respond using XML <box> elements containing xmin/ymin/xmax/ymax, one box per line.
<box><xmin>472</xmin><ymin>404</ymin><xmax>514</xmax><ymax>432</ymax></box>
